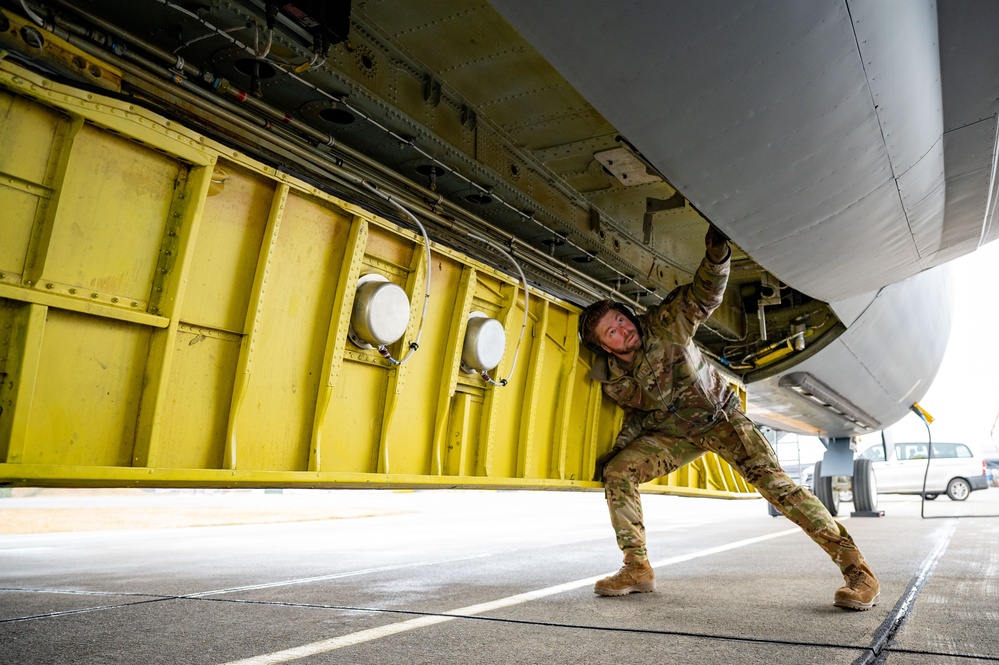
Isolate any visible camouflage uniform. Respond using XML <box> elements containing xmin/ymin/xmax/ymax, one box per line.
<box><xmin>591</xmin><ymin>253</ymin><xmax>865</xmax><ymax>572</ymax></box>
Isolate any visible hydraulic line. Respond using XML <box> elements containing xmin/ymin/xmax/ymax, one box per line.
<box><xmin>739</xmin><ymin>316</ymin><xmax>826</xmax><ymax>366</ymax></box>
<box><xmin>19</xmin><ymin>0</ymin><xmax>44</xmax><ymax>26</ymax></box>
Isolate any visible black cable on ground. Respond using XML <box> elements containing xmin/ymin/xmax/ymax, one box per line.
<box><xmin>912</xmin><ymin>410</ymin><xmax>999</xmax><ymax>520</ymax></box>
<box><xmin>918</xmin><ymin>410</ymin><xmax>934</xmax><ymax>520</ymax></box>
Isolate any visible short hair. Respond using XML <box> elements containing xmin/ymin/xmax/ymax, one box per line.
<box><xmin>579</xmin><ymin>299</ymin><xmax>617</xmax><ymax>348</ymax></box>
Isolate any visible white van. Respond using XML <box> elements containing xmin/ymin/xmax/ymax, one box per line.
<box><xmin>857</xmin><ymin>442</ymin><xmax>989</xmax><ymax>501</ymax></box>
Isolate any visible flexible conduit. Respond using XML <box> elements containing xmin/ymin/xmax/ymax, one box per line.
<box><xmin>359</xmin><ymin>180</ymin><xmax>431</xmax><ymax>367</ymax></box>
<box><xmin>465</xmin><ymin>233</ymin><xmax>530</xmax><ymax>387</ymax></box>
<box><xmin>19</xmin><ymin>0</ymin><xmax>44</xmax><ymax>26</ymax></box>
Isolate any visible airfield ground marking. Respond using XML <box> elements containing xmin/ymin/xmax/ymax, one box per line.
<box><xmin>219</xmin><ymin>526</ymin><xmax>804</xmax><ymax>665</ymax></box>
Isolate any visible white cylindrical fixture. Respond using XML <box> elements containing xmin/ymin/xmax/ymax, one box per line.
<box><xmin>462</xmin><ymin>312</ymin><xmax>506</xmax><ymax>372</ymax></box>
<box><xmin>350</xmin><ymin>274</ymin><xmax>410</xmax><ymax>348</ymax></box>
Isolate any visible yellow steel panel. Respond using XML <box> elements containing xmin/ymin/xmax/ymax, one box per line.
<box><xmin>224</xmin><ymin>183</ymin><xmax>289</xmax><ymax>469</ymax></box>
<box><xmin>0</xmin><ymin>187</ymin><xmax>40</xmax><ymax>279</ymax></box>
<box><xmin>133</xmin><ymin>163</ymin><xmax>214</xmax><ymax>466</ymax></box>
<box><xmin>577</xmin><ymin>358</ymin><xmax>605</xmax><ymax>482</ymax></box>
<box><xmin>675</xmin><ymin>460</ymin><xmax>703</xmax><ymax>489</ymax></box>
<box><xmin>430</xmin><ymin>264</ymin><xmax>476</xmax><ymax>474</ymax></box>
<box><xmin>181</xmin><ymin>161</ymin><xmax>273</xmax><ymax>332</ymax></box>
<box><xmin>20</xmin><ymin>112</ymin><xmax>83</xmax><ymax>291</ymax></box>
<box><xmin>23</xmin><ymin>309</ymin><xmax>150</xmax><ymax>466</ymax></box>
<box><xmin>0</xmin><ymin>54</ymin><xmax>757</xmax><ymax>498</ymax></box>
<box><xmin>233</xmin><ymin>192</ymin><xmax>350</xmax><ymax>471</ymax></box>
<box><xmin>311</xmin><ymin>215</ymin><xmax>368</xmax><ymax>472</ymax></box>
<box><xmin>0</xmin><ymin>303</ymin><xmax>9</xmax><ymax>456</ymax></box>
<box><xmin>447</xmin><ymin>390</ymin><xmax>484</xmax><ymax>477</ymax></box>
<box><xmin>0</xmin><ymin>302</ymin><xmax>45</xmax><ymax>462</ymax></box>
<box><xmin>0</xmin><ymin>88</ymin><xmax>63</xmax><ymax>185</ymax></box>
<box><xmin>378</xmin><ymin>240</ymin><xmax>477</xmax><ymax>477</ymax></box>
<box><xmin>1</xmin><ymin>90</ymin><xmax>78</xmax><ymax>286</ymax></box>
<box><xmin>518</xmin><ymin>301</ymin><xmax>550</xmax><ymax>478</ymax></box>
<box><xmin>477</xmin><ymin>280</ymin><xmax>528</xmax><ymax>478</ymax></box>
<box><xmin>378</xmin><ymin>243</ymin><xmax>436</xmax><ymax>475</ymax></box>
<box><xmin>41</xmin><ymin>124</ymin><xmax>182</xmax><ymax>301</ymax></box>
<box><xmin>156</xmin><ymin>326</ymin><xmax>241</xmax><ymax>469</ymax></box>
<box><xmin>550</xmin><ymin>308</ymin><xmax>582</xmax><ymax>480</ymax></box>
<box><xmin>530</xmin><ymin>310</ymin><xmax>574</xmax><ymax>478</ymax></box>
<box><xmin>328</xmin><ymin>359</ymin><xmax>388</xmax><ymax>472</ymax></box>
<box><xmin>365</xmin><ymin>224</ymin><xmax>416</xmax><ymax>273</ymax></box>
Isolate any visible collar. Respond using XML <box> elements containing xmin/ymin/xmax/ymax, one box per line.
<box><xmin>589</xmin><ymin>347</ymin><xmax>643</xmax><ymax>383</ymax></box>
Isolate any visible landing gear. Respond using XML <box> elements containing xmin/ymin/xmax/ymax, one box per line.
<box><xmin>814</xmin><ymin>458</ymin><xmax>879</xmax><ymax>517</ymax></box>
<box><xmin>813</xmin><ymin>461</ymin><xmax>840</xmax><ymax>516</ymax></box>
<box><xmin>852</xmin><ymin>458</ymin><xmax>878</xmax><ymax>512</ymax></box>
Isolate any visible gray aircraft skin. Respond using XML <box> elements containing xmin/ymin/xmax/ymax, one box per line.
<box><xmin>488</xmin><ymin>0</ymin><xmax>999</xmax><ymax>436</ymax></box>
<box><xmin>3</xmin><ymin>0</ymin><xmax>997</xmax><ymax>437</ymax></box>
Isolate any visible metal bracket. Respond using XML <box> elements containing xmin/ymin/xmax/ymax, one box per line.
<box><xmin>820</xmin><ymin>437</ymin><xmax>855</xmax><ymax>476</ymax></box>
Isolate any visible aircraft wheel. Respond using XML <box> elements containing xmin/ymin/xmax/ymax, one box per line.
<box><xmin>813</xmin><ymin>461</ymin><xmax>839</xmax><ymax>516</ymax></box>
<box><xmin>946</xmin><ymin>478</ymin><xmax>971</xmax><ymax>501</ymax></box>
<box><xmin>852</xmin><ymin>458</ymin><xmax>878</xmax><ymax>512</ymax></box>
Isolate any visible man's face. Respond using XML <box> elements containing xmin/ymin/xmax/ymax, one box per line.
<box><xmin>593</xmin><ymin>308</ymin><xmax>642</xmax><ymax>358</ymax></box>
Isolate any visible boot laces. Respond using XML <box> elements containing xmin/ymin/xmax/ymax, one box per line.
<box><xmin>846</xmin><ymin>566</ymin><xmax>866</xmax><ymax>590</ymax></box>
<box><xmin>614</xmin><ymin>561</ymin><xmax>646</xmax><ymax>580</ymax></box>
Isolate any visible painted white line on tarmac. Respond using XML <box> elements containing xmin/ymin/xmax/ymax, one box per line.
<box><xmin>184</xmin><ymin>552</ymin><xmax>496</xmax><ymax>598</ymax></box>
<box><xmin>187</xmin><ymin>531</ymin><xmax>619</xmax><ymax>598</ymax></box>
<box><xmin>219</xmin><ymin>526</ymin><xmax>802</xmax><ymax>665</ymax></box>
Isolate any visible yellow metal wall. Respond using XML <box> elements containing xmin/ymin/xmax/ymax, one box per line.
<box><xmin>0</xmin><ymin>55</ymin><xmax>754</xmax><ymax>497</ymax></box>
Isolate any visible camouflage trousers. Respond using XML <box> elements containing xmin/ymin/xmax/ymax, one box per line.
<box><xmin>602</xmin><ymin>410</ymin><xmax>864</xmax><ymax>573</ymax></box>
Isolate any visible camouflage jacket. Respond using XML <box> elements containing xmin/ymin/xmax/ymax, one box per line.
<box><xmin>590</xmin><ymin>252</ymin><xmax>738</xmax><ymax>447</ymax></box>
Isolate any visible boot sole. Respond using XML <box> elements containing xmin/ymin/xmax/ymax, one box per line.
<box><xmin>833</xmin><ymin>592</ymin><xmax>880</xmax><ymax>611</ymax></box>
<box><xmin>593</xmin><ymin>582</ymin><xmax>656</xmax><ymax>596</ymax></box>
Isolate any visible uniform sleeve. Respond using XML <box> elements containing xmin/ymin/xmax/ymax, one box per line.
<box><xmin>654</xmin><ymin>253</ymin><xmax>730</xmax><ymax>335</ymax></box>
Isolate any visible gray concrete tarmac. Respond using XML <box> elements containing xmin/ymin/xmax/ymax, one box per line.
<box><xmin>1</xmin><ymin>487</ymin><xmax>998</xmax><ymax>664</ymax></box>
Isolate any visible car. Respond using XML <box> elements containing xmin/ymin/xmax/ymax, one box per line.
<box><xmin>856</xmin><ymin>441</ymin><xmax>988</xmax><ymax>501</ymax></box>
<box><xmin>800</xmin><ymin>442</ymin><xmax>989</xmax><ymax>509</ymax></box>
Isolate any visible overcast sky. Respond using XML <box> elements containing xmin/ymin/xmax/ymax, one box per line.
<box><xmin>862</xmin><ymin>237</ymin><xmax>999</xmax><ymax>455</ymax></box>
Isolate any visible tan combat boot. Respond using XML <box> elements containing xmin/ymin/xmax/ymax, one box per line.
<box><xmin>593</xmin><ymin>559</ymin><xmax>655</xmax><ymax>596</ymax></box>
<box><xmin>834</xmin><ymin>561</ymin><xmax>880</xmax><ymax>610</ymax></box>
